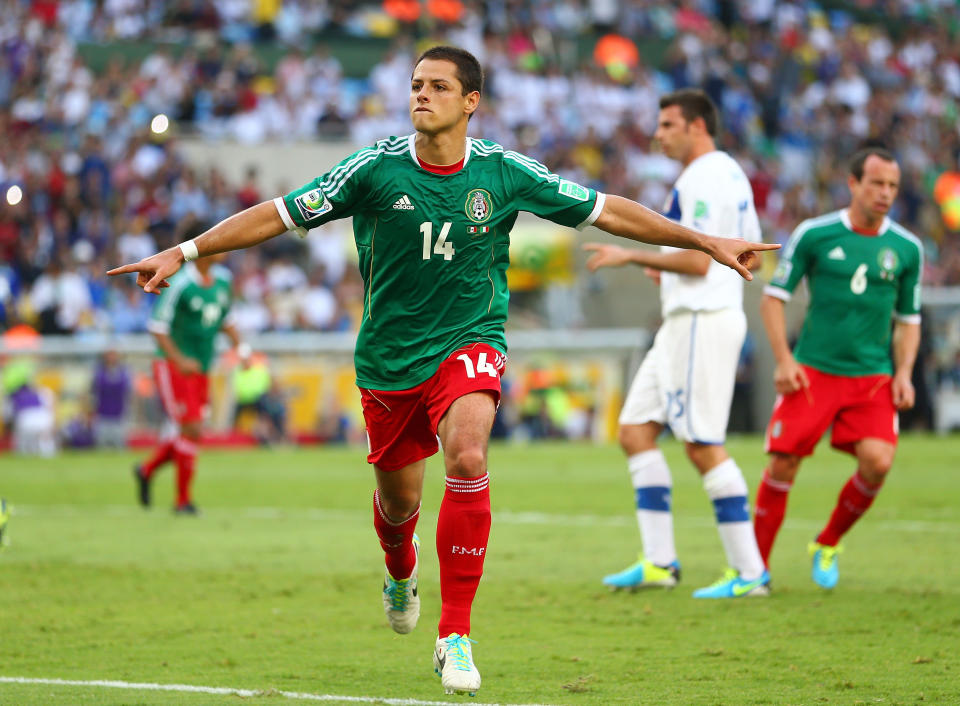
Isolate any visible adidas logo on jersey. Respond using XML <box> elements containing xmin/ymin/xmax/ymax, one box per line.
<box><xmin>827</xmin><ymin>246</ymin><xmax>846</xmax><ymax>260</ymax></box>
<box><xmin>393</xmin><ymin>194</ymin><xmax>415</xmax><ymax>211</ymax></box>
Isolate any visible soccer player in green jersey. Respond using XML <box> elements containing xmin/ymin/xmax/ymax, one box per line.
<box><xmin>753</xmin><ymin>147</ymin><xmax>922</xmax><ymax>590</ymax></box>
<box><xmin>134</xmin><ymin>246</ymin><xmax>244</xmax><ymax>515</ymax></box>
<box><xmin>109</xmin><ymin>46</ymin><xmax>778</xmax><ymax>696</ymax></box>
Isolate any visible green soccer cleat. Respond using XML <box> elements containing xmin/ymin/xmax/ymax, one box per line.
<box><xmin>602</xmin><ymin>556</ymin><xmax>681</xmax><ymax>590</ymax></box>
<box><xmin>0</xmin><ymin>498</ymin><xmax>9</xmax><ymax>550</ymax></box>
<box><xmin>693</xmin><ymin>568</ymin><xmax>771</xmax><ymax>598</ymax></box>
<box><xmin>383</xmin><ymin>534</ymin><xmax>420</xmax><ymax>634</ymax></box>
<box><xmin>434</xmin><ymin>633</ymin><xmax>481</xmax><ymax>696</ymax></box>
<box><xmin>809</xmin><ymin>542</ymin><xmax>842</xmax><ymax>589</ymax></box>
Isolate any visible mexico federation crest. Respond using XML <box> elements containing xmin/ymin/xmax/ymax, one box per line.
<box><xmin>465</xmin><ymin>188</ymin><xmax>493</xmax><ymax>223</ymax></box>
<box><xmin>877</xmin><ymin>247</ymin><xmax>899</xmax><ymax>273</ymax></box>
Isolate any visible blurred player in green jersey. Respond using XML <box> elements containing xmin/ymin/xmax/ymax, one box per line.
<box><xmin>110</xmin><ymin>46</ymin><xmax>778</xmax><ymax>696</ymax></box>
<box><xmin>134</xmin><ymin>230</ymin><xmax>244</xmax><ymax>515</ymax></box>
<box><xmin>754</xmin><ymin>147</ymin><xmax>922</xmax><ymax>589</ymax></box>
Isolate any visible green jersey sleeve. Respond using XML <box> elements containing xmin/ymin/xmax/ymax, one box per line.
<box><xmin>276</xmin><ymin>144</ymin><xmax>383</xmax><ymax>232</ymax></box>
<box><xmin>502</xmin><ymin>151</ymin><xmax>604</xmax><ymax>230</ymax></box>
<box><xmin>895</xmin><ymin>232</ymin><xmax>923</xmax><ymax>320</ymax></box>
<box><xmin>765</xmin><ymin>220</ymin><xmax>815</xmax><ymax>300</ymax></box>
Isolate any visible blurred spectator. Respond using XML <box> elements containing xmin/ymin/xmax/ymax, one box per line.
<box><xmin>231</xmin><ymin>348</ymin><xmax>287</xmax><ymax>444</ymax></box>
<box><xmin>1</xmin><ymin>359</ymin><xmax>57</xmax><ymax>457</ymax></box>
<box><xmin>91</xmin><ymin>349</ymin><xmax>132</xmax><ymax>448</ymax></box>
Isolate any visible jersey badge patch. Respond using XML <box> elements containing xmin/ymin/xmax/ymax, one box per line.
<box><xmin>295</xmin><ymin>189</ymin><xmax>333</xmax><ymax>220</ymax></box>
<box><xmin>827</xmin><ymin>246</ymin><xmax>846</xmax><ymax>260</ymax></box>
<box><xmin>878</xmin><ymin>248</ymin><xmax>899</xmax><ymax>272</ymax></box>
<box><xmin>772</xmin><ymin>260</ymin><xmax>792</xmax><ymax>285</ymax></box>
<box><xmin>392</xmin><ymin>194</ymin><xmax>415</xmax><ymax>211</ymax></box>
<box><xmin>694</xmin><ymin>200</ymin><xmax>709</xmax><ymax>219</ymax></box>
<box><xmin>558</xmin><ymin>179</ymin><xmax>589</xmax><ymax>201</ymax></box>
<box><xmin>465</xmin><ymin>189</ymin><xmax>493</xmax><ymax>223</ymax></box>
<box><xmin>467</xmin><ymin>226</ymin><xmax>490</xmax><ymax>235</ymax></box>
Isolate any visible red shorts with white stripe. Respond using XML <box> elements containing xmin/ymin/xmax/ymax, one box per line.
<box><xmin>359</xmin><ymin>343</ymin><xmax>506</xmax><ymax>472</ymax></box>
<box><xmin>764</xmin><ymin>365</ymin><xmax>897</xmax><ymax>458</ymax></box>
<box><xmin>153</xmin><ymin>359</ymin><xmax>209</xmax><ymax>425</ymax></box>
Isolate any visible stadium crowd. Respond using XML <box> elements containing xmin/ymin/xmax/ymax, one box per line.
<box><xmin>1</xmin><ymin>0</ymin><xmax>958</xmax><ymax>341</ymax></box>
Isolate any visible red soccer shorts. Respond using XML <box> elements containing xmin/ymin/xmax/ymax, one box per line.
<box><xmin>360</xmin><ymin>343</ymin><xmax>506</xmax><ymax>471</ymax></box>
<box><xmin>153</xmin><ymin>359</ymin><xmax>209</xmax><ymax>425</ymax></box>
<box><xmin>765</xmin><ymin>365</ymin><xmax>897</xmax><ymax>458</ymax></box>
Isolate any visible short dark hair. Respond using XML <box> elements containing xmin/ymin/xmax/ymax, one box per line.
<box><xmin>414</xmin><ymin>45</ymin><xmax>484</xmax><ymax>97</ymax></box>
<box><xmin>659</xmin><ymin>88</ymin><xmax>719</xmax><ymax>137</ymax></box>
<box><xmin>848</xmin><ymin>146</ymin><xmax>897</xmax><ymax>181</ymax></box>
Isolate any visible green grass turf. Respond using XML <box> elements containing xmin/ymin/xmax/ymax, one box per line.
<box><xmin>0</xmin><ymin>435</ymin><xmax>958</xmax><ymax>705</ymax></box>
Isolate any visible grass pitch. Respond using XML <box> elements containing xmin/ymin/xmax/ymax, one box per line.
<box><xmin>1</xmin><ymin>436</ymin><xmax>958</xmax><ymax>705</ymax></box>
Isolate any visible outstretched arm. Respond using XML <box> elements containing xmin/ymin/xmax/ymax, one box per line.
<box><xmin>583</xmin><ymin>242</ymin><xmax>711</xmax><ymax>276</ymax></box>
<box><xmin>108</xmin><ymin>201</ymin><xmax>286</xmax><ymax>293</ymax></box>
<box><xmin>591</xmin><ymin>194</ymin><xmax>777</xmax><ymax>279</ymax></box>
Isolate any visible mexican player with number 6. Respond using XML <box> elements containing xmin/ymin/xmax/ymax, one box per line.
<box><xmin>108</xmin><ymin>46</ymin><xmax>778</xmax><ymax>696</ymax></box>
<box><xmin>754</xmin><ymin>147</ymin><xmax>922</xmax><ymax>590</ymax></box>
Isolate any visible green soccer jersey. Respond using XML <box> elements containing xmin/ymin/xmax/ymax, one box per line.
<box><xmin>147</xmin><ymin>263</ymin><xmax>234</xmax><ymax>372</ymax></box>
<box><xmin>277</xmin><ymin>135</ymin><xmax>603</xmax><ymax>390</ymax></box>
<box><xmin>765</xmin><ymin>210</ymin><xmax>923</xmax><ymax>376</ymax></box>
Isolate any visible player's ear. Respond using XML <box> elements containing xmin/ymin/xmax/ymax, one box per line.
<box><xmin>464</xmin><ymin>91</ymin><xmax>480</xmax><ymax>118</ymax></box>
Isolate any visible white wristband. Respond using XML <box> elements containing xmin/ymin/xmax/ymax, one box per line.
<box><xmin>178</xmin><ymin>239</ymin><xmax>199</xmax><ymax>262</ymax></box>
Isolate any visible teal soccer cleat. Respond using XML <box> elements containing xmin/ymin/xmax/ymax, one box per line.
<box><xmin>383</xmin><ymin>534</ymin><xmax>420</xmax><ymax>634</ymax></box>
<box><xmin>602</xmin><ymin>556</ymin><xmax>681</xmax><ymax>590</ymax></box>
<box><xmin>809</xmin><ymin>542</ymin><xmax>842</xmax><ymax>589</ymax></box>
<box><xmin>434</xmin><ymin>633</ymin><xmax>481</xmax><ymax>696</ymax></box>
<box><xmin>693</xmin><ymin>568</ymin><xmax>771</xmax><ymax>598</ymax></box>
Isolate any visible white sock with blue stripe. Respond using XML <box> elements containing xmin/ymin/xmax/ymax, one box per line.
<box><xmin>627</xmin><ymin>449</ymin><xmax>676</xmax><ymax>567</ymax></box>
<box><xmin>702</xmin><ymin>459</ymin><xmax>765</xmax><ymax>581</ymax></box>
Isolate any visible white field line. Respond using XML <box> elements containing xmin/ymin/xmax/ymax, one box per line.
<box><xmin>9</xmin><ymin>504</ymin><xmax>960</xmax><ymax>534</ymax></box>
<box><xmin>0</xmin><ymin>676</ymin><xmax>553</xmax><ymax>706</ymax></box>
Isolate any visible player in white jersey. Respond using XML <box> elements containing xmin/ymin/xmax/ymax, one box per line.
<box><xmin>584</xmin><ymin>89</ymin><xmax>770</xmax><ymax>598</ymax></box>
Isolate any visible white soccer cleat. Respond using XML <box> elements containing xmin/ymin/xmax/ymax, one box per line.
<box><xmin>382</xmin><ymin>534</ymin><xmax>420</xmax><ymax>634</ymax></box>
<box><xmin>433</xmin><ymin>633</ymin><xmax>481</xmax><ymax>696</ymax></box>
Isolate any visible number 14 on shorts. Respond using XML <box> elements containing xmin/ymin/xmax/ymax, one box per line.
<box><xmin>458</xmin><ymin>352</ymin><xmax>499</xmax><ymax>379</ymax></box>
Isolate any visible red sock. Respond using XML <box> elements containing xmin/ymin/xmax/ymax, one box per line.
<box><xmin>436</xmin><ymin>474</ymin><xmax>490</xmax><ymax>638</ymax></box>
<box><xmin>753</xmin><ymin>471</ymin><xmax>792</xmax><ymax>566</ymax></box>
<box><xmin>373</xmin><ymin>489</ymin><xmax>420</xmax><ymax>579</ymax></box>
<box><xmin>141</xmin><ymin>439</ymin><xmax>176</xmax><ymax>478</ymax></box>
<box><xmin>174</xmin><ymin>436</ymin><xmax>197</xmax><ymax>506</ymax></box>
<box><xmin>816</xmin><ymin>472</ymin><xmax>883</xmax><ymax>547</ymax></box>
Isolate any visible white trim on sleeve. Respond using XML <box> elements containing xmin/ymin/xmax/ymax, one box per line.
<box><xmin>147</xmin><ymin>320</ymin><xmax>171</xmax><ymax>335</ymax></box>
<box><xmin>763</xmin><ymin>284</ymin><xmax>792</xmax><ymax>302</ymax></box>
<box><xmin>895</xmin><ymin>313</ymin><xmax>921</xmax><ymax>324</ymax></box>
<box><xmin>273</xmin><ymin>196</ymin><xmax>308</xmax><ymax>238</ymax></box>
<box><xmin>577</xmin><ymin>192</ymin><xmax>606</xmax><ymax>231</ymax></box>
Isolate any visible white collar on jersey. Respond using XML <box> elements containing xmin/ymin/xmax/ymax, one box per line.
<box><xmin>407</xmin><ymin>134</ymin><xmax>472</xmax><ymax>170</ymax></box>
<box><xmin>840</xmin><ymin>208</ymin><xmax>890</xmax><ymax>234</ymax></box>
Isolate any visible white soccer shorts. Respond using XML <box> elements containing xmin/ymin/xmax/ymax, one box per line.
<box><xmin>619</xmin><ymin>308</ymin><xmax>746</xmax><ymax>444</ymax></box>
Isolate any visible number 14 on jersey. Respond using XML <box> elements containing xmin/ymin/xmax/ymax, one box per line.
<box><xmin>421</xmin><ymin>221</ymin><xmax>455</xmax><ymax>261</ymax></box>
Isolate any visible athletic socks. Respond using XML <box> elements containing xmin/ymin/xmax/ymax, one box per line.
<box><xmin>817</xmin><ymin>472</ymin><xmax>883</xmax><ymax>547</ymax></box>
<box><xmin>702</xmin><ymin>459</ymin><xmax>766</xmax><ymax>581</ymax></box>
<box><xmin>436</xmin><ymin>473</ymin><xmax>490</xmax><ymax>638</ymax></box>
<box><xmin>173</xmin><ymin>436</ymin><xmax>197</xmax><ymax>507</ymax></box>
<box><xmin>627</xmin><ymin>450</ymin><xmax>677</xmax><ymax>567</ymax></box>
<box><xmin>373</xmin><ymin>488</ymin><xmax>420</xmax><ymax>580</ymax></box>
<box><xmin>141</xmin><ymin>439</ymin><xmax>176</xmax><ymax>478</ymax></box>
<box><xmin>753</xmin><ymin>470</ymin><xmax>792</xmax><ymax>566</ymax></box>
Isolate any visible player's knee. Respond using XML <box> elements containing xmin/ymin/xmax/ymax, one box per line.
<box><xmin>447</xmin><ymin>445</ymin><xmax>487</xmax><ymax>478</ymax></box>
<box><xmin>768</xmin><ymin>453</ymin><xmax>800</xmax><ymax>482</ymax></box>
<box><xmin>859</xmin><ymin>448</ymin><xmax>894</xmax><ymax>481</ymax></box>
<box><xmin>181</xmin><ymin>423</ymin><xmax>201</xmax><ymax>441</ymax></box>
<box><xmin>617</xmin><ymin>424</ymin><xmax>655</xmax><ymax>456</ymax></box>
<box><xmin>379</xmin><ymin>489</ymin><xmax>421</xmax><ymax>522</ymax></box>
